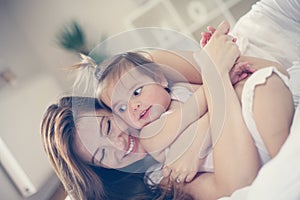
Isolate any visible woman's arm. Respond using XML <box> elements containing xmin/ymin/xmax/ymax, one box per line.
<box><xmin>184</xmin><ymin>69</ymin><xmax>294</xmax><ymax>199</ymax></box>
<box><xmin>157</xmin><ymin>21</ymin><xmax>260</xmax><ymax>199</ymax></box>
<box><xmin>183</xmin><ymin>21</ymin><xmax>260</xmax><ymax>199</ymax></box>
<box><xmin>183</xmin><ymin>21</ymin><xmax>294</xmax><ymax>199</ymax></box>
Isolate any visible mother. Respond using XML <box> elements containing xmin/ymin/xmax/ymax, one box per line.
<box><xmin>41</xmin><ymin>22</ymin><xmax>296</xmax><ymax>200</ymax></box>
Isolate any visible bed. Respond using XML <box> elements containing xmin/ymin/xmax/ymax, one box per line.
<box><xmin>218</xmin><ymin>0</ymin><xmax>300</xmax><ymax>199</ymax></box>
<box><xmin>219</xmin><ymin>102</ymin><xmax>300</xmax><ymax>200</ymax></box>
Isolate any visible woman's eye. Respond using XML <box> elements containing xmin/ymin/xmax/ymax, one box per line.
<box><xmin>119</xmin><ymin>105</ymin><xmax>127</xmax><ymax>112</ymax></box>
<box><xmin>106</xmin><ymin>119</ymin><xmax>111</xmax><ymax>135</ymax></box>
<box><xmin>133</xmin><ymin>87</ymin><xmax>142</xmax><ymax>96</ymax></box>
<box><xmin>99</xmin><ymin>148</ymin><xmax>105</xmax><ymax>164</ymax></box>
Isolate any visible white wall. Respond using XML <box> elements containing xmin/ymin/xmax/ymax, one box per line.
<box><xmin>0</xmin><ymin>0</ymin><xmax>139</xmax><ymax>89</ymax></box>
<box><xmin>0</xmin><ymin>0</ymin><xmax>139</xmax><ymax>199</ymax></box>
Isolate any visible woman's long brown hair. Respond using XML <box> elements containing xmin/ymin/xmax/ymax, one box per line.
<box><xmin>40</xmin><ymin>96</ymin><xmax>172</xmax><ymax>200</ymax></box>
<box><xmin>41</xmin><ymin>96</ymin><xmax>106</xmax><ymax>199</ymax></box>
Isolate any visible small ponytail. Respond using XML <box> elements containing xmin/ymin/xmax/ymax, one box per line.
<box><xmin>70</xmin><ymin>54</ymin><xmax>98</xmax><ymax>97</ymax></box>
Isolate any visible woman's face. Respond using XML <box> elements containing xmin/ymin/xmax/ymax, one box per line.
<box><xmin>73</xmin><ymin>108</ymin><xmax>147</xmax><ymax>169</ymax></box>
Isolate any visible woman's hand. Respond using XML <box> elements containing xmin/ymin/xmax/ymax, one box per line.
<box><xmin>201</xmin><ymin>26</ymin><xmax>237</xmax><ymax>48</ymax></box>
<box><xmin>202</xmin><ymin>21</ymin><xmax>240</xmax><ymax>74</ymax></box>
<box><xmin>200</xmin><ymin>24</ymin><xmax>255</xmax><ymax>85</ymax></box>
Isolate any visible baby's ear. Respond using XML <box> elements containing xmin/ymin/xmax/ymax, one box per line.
<box><xmin>154</xmin><ymin>71</ymin><xmax>168</xmax><ymax>87</ymax></box>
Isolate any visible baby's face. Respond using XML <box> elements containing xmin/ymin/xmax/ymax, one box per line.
<box><xmin>101</xmin><ymin>67</ymin><xmax>171</xmax><ymax>129</ymax></box>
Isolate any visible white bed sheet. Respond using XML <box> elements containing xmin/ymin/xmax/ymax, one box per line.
<box><xmin>219</xmin><ymin>102</ymin><xmax>300</xmax><ymax>200</ymax></box>
<box><xmin>231</xmin><ymin>0</ymin><xmax>300</xmax><ymax>70</ymax></box>
<box><xmin>218</xmin><ymin>0</ymin><xmax>300</xmax><ymax>199</ymax></box>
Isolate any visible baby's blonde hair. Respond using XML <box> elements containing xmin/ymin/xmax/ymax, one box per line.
<box><xmin>95</xmin><ymin>52</ymin><xmax>164</xmax><ymax>107</ymax></box>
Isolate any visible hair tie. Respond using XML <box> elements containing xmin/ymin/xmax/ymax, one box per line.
<box><xmin>94</xmin><ymin>52</ymin><xmax>129</xmax><ymax>80</ymax></box>
<box><xmin>71</xmin><ymin>54</ymin><xmax>98</xmax><ymax>96</ymax></box>
<box><xmin>79</xmin><ymin>53</ymin><xmax>97</xmax><ymax>69</ymax></box>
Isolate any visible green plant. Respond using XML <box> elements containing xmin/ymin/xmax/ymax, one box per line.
<box><xmin>56</xmin><ymin>20</ymin><xmax>89</xmax><ymax>55</ymax></box>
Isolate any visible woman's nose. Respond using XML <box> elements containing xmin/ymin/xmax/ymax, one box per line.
<box><xmin>108</xmin><ymin>131</ymin><xmax>128</xmax><ymax>151</ymax></box>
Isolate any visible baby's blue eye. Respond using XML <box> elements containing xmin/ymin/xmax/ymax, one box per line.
<box><xmin>119</xmin><ymin>105</ymin><xmax>127</xmax><ymax>112</ymax></box>
<box><xmin>133</xmin><ymin>87</ymin><xmax>142</xmax><ymax>96</ymax></box>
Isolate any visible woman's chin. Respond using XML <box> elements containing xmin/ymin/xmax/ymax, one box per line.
<box><xmin>122</xmin><ymin>153</ymin><xmax>147</xmax><ymax>167</ymax></box>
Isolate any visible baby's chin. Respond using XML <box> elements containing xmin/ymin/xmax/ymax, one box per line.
<box><xmin>136</xmin><ymin>116</ymin><xmax>159</xmax><ymax>129</ymax></box>
<box><xmin>128</xmin><ymin>118</ymin><xmax>154</xmax><ymax>129</ymax></box>
<box><xmin>132</xmin><ymin>121</ymin><xmax>152</xmax><ymax>130</ymax></box>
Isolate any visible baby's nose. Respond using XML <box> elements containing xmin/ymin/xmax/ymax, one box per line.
<box><xmin>131</xmin><ymin>101</ymin><xmax>141</xmax><ymax>111</ymax></box>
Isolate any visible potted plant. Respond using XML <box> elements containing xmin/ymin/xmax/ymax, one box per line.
<box><xmin>56</xmin><ymin>20</ymin><xmax>89</xmax><ymax>55</ymax></box>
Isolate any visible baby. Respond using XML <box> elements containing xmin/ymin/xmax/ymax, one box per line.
<box><xmin>95</xmin><ymin>51</ymin><xmax>252</xmax><ymax>182</ymax></box>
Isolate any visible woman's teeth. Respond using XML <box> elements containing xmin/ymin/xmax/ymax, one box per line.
<box><xmin>124</xmin><ymin>137</ymin><xmax>134</xmax><ymax>156</ymax></box>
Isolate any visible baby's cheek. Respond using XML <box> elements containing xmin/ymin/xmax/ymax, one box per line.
<box><xmin>150</xmin><ymin>104</ymin><xmax>167</xmax><ymax>120</ymax></box>
<box><xmin>125</xmin><ymin>113</ymin><xmax>141</xmax><ymax>128</ymax></box>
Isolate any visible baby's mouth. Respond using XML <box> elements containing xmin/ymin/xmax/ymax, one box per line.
<box><xmin>139</xmin><ymin>106</ymin><xmax>151</xmax><ymax>119</ymax></box>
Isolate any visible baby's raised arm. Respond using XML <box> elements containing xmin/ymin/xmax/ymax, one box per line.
<box><xmin>139</xmin><ymin>60</ymin><xmax>254</xmax><ymax>161</ymax></box>
<box><xmin>139</xmin><ymin>83</ymin><xmax>208</xmax><ymax>159</ymax></box>
<box><xmin>163</xmin><ymin>113</ymin><xmax>211</xmax><ymax>183</ymax></box>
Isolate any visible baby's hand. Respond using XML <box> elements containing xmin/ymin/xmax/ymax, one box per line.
<box><xmin>229</xmin><ymin>61</ymin><xmax>257</xmax><ymax>85</ymax></box>
<box><xmin>200</xmin><ymin>26</ymin><xmax>215</xmax><ymax>48</ymax></box>
<box><xmin>162</xmin><ymin>151</ymin><xmax>204</xmax><ymax>183</ymax></box>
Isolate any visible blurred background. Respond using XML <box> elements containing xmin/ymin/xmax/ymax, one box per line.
<box><xmin>0</xmin><ymin>0</ymin><xmax>258</xmax><ymax>199</ymax></box>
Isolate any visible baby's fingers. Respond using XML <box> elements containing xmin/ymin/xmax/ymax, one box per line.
<box><xmin>207</xmin><ymin>26</ymin><xmax>216</xmax><ymax>34</ymax></box>
<box><xmin>201</xmin><ymin>32</ymin><xmax>211</xmax><ymax>47</ymax></box>
<box><xmin>246</xmin><ymin>66</ymin><xmax>257</xmax><ymax>73</ymax></box>
<box><xmin>201</xmin><ymin>31</ymin><xmax>211</xmax><ymax>38</ymax></box>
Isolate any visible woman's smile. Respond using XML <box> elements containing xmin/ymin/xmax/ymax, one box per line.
<box><xmin>123</xmin><ymin>135</ymin><xmax>136</xmax><ymax>157</ymax></box>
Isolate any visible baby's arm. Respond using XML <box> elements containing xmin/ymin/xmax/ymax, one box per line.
<box><xmin>163</xmin><ymin>113</ymin><xmax>211</xmax><ymax>183</ymax></box>
<box><xmin>140</xmin><ymin>61</ymin><xmax>253</xmax><ymax>157</ymax></box>
<box><xmin>140</xmin><ymin>84</ymin><xmax>208</xmax><ymax>157</ymax></box>
<box><xmin>139</xmin><ymin>64</ymin><xmax>251</xmax><ymax>160</ymax></box>
<box><xmin>149</xmin><ymin>50</ymin><xmax>203</xmax><ymax>84</ymax></box>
